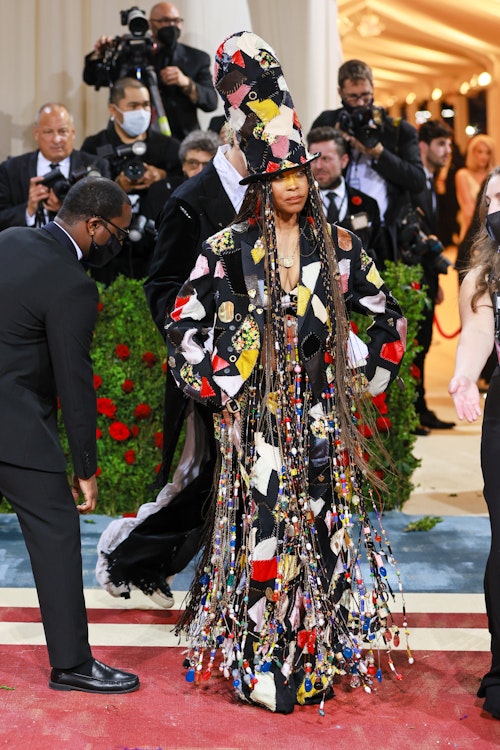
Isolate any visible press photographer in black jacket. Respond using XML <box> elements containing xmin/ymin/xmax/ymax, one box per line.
<box><xmin>81</xmin><ymin>77</ymin><xmax>182</xmax><ymax>283</ymax></box>
<box><xmin>83</xmin><ymin>3</ymin><xmax>218</xmax><ymax>141</ymax></box>
<box><xmin>312</xmin><ymin>59</ymin><xmax>425</xmax><ymax>265</ymax></box>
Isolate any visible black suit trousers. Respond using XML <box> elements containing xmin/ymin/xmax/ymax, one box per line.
<box><xmin>0</xmin><ymin>462</ymin><xmax>91</xmax><ymax>668</ymax></box>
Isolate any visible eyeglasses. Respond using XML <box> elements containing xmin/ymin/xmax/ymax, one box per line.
<box><xmin>183</xmin><ymin>158</ymin><xmax>211</xmax><ymax>170</ymax></box>
<box><xmin>150</xmin><ymin>16</ymin><xmax>183</xmax><ymax>25</ymax></box>
<box><xmin>95</xmin><ymin>216</ymin><xmax>130</xmax><ymax>243</ymax></box>
<box><xmin>341</xmin><ymin>91</ymin><xmax>373</xmax><ymax>105</ymax></box>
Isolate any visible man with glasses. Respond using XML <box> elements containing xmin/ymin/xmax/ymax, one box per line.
<box><xmin>0</xmin><ymin>103</ymin><xmax>108</xmax><ymax>232</ymax></box>
<box><xmin>83</xmin><ymin>3</ymin><xmax>217</xmax><ymax>141</ymax></box>
<box><xmin>81</xmin><ymin>77</ymin><xmax>182</xmax><ymax>283</ymax></box>
<box><xmin>312</xmin><ymin>59</ymin><xmax>425</xmax><ymax>265</ymax></box>
<box><xmin>0</xmin><ymin>176</ymin><xmax>140</xmax><ymax>693</ymax></box>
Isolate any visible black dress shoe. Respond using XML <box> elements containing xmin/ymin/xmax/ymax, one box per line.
<box><xmin>419</xmin><ymin>411</ymin><xmax>455</xmax><ymax>430</ymax></box>
<box><xmin>413</xmin><ymin>424</ymin><xmax>431</xmax><ymax>436</ymax></box>
<box><xmin>49</xmin><ymin>658</ymin><xmax>139</xmax><ymax>693</ymax></box>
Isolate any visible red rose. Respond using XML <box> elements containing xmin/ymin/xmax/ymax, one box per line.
<box><xmin>121</xmin><ymin>379</ymin><xmax>135</xmax><ymax>394</ymax></box>
<box><xmin>351</xmin><ymin>195</ymin><xmax>362</xmax><ymax>206</ymax></box>
<box><xmin>97</xmin><ymin>397</ymin><xmax>117</xmax><ymax>418</ymax></box>
<box><xmin>95</xmin><ymin>467</ymin><xmax>102</xmax><ymax>477</ymax></box>
<box><xmin>130</xmin><ymin>425</ymin><xmax>140</xmax><ymax>437</ymax></box>
<box><xmin>410</xmin><ymin>281</ymin><xmax>421</xmax><ymax>290</ymax></box>
<box><xmin>350</xmin><ymin>320</ymin><xmax>359</xmax><ymax>334</ymax></box>
<box><xmin>93</xmin><ymin>374</ymin><xmax>102</xmax><ymax>390</ymax></box>
<box><xmin>154</xmin><ymin>462</ymin><xmax>162</xmax><ymax>474</ymax></box>
<box><xmin>371</xmin><ymin>393</ymin><xmax>388</xmax><ymax>415</ymax></box>
<box><xmin>134</xmin><ymin>403</ymin><xmax>152</xmax><ymax>420</ymax></box>
<box><xmin>162</xmin><ymin>361</ymin><xmax>167</xmax><ymax>373</ymax></box>
<box><xmin>358</xmin><ymin>423</ymin><xmax>373</xmax><ymax>438</ymax></box>
<box><xmin>96</xmin><ymin>428</ymin><xmax>102</xmax><ymax>440</ymax></box>
<box><xmin>376</xmin><ymin>416</ymin><xmax>392</xmax><ymax>432</ymax></box>
<box><xmin>154</xmin><ymin>431</ymin><xmax>163</xmax><ymax>449</ymax></box>
<box><xmin>97</xmin><ymin>302</ymin><xmax>104</xmax><ymax>312</ymax></box>
<box><xmin>124</xmin><ymin>449</ymin><xmax>136</xmax><ymax>465</ymax></box>
<box><xmin>410</xmin><ymin>363</ymin><xmax>421</xmax><ymax>379</ymax></box>
<box><xmin>108</xmin><ymin>422</ymin><xmax>131</xmax><ymax>441</ymax></box>
<box><xmin>115</xmin><ymin>344</ymin><xmax>130</xmax><ymax>360</ymax></box>
<box><xmin>142</xmin><ymin>351</ymin><xmax>158</xmax><ymax>367</ymax></box>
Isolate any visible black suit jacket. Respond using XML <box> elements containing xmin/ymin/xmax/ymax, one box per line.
<box><xmin>0</xmin><ymin>223</ymin><xmax>98</xmax><ymax>478</ymax></box>
<box><xmin>0</xmin><ymin>150</ymin><xmax>109</xmax><ymax>232</ymax></box>
<box><xmin>337</xmin><ymin>184</ymin><xmax>381</xmax><ymax>261</ymax></box>
<box><xmin>145</xmin><ymin>162</ymin><xmax>237</xmax><ymax>333</ymax></box>
<box><xmin>144</xmin><ymin>161</ymin><xmax>237</xmax><ymax>479</ymax></box>
<box><xmin>411</xmin><ymin>177</ymin><xmax>440</xmax><ymax>299</ymax></box>
<box><xmin>311</xmin><ymin>107</ymin><xmax>425</xmax><ymax>261</ymax></box>
<box><xmin>0</xmin><ymin>223</ymin><xmax>98</xmax><ymax>479</ymax></box>
<box><xmin>155</xmin><ymin>42</ymin><xmax>218</xmax><ymax>140</ymax></box>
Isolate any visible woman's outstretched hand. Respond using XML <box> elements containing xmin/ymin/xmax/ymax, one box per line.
<box><xmin>448</xmin><ymin>375</ymin><xmax>482</xmax><ymax>422</ymax></box>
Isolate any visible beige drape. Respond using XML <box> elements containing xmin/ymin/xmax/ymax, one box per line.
<box><xmin>0</xmin><ymin>0</ymin><xmax>340</xmax><ymax>159</ymax></box>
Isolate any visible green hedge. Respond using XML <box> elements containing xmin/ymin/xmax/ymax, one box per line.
<box><xmin>60</xmin><ymin>276</ymin><xmax>167</xmax><ymax>516</ymax></box>
<box><xmin>352</xmin><ymin>260</ymin><xmax>426</xmax><ymax>509</ymax></box>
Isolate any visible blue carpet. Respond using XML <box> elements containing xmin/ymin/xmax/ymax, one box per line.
<box><xmin>0</xmin><ymin>512</ymin><xmax>490</xmax><ymax>593</ymax></box>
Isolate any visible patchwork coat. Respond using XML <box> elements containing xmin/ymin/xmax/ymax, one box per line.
<box><xmin>166</xmin><ymin>220</ymin><xmax>406</xmax><ymax>409</ymax></box>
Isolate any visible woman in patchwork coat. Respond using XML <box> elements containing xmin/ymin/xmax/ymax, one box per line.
<box><xmin>165</xmin><ymin>31</ymin><xmax>408</xmax><ymax>714</ymax></box>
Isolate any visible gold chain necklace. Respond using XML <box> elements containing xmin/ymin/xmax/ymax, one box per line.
<box><xmin>277</xmin><ymin>233</ymin><xmax>299</xmax><ymax>268</ymax></box>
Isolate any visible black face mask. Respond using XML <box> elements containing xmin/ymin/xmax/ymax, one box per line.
<box><xmin>157</xmin><ymin>25</ymin><xmax>180</xmax><ymax>49</ymax></box>
<box><xmin>86</xmin><ymin>234</ymin><xmax>122</xmax><ymax>268</ymax></box>
<box><xmin>486</xmin><ymin>210</ymin><xmax>500</xmax><ymax>245</ymax></box>
<box><xmin>340</xmin><ymin>98</ymin><xmax>373</xmax><ymax>115</ymax></box>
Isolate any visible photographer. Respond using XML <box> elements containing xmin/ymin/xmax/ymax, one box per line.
<box><xmin>311</xmin><ymin>59</ymin><xmax>425</xmax><ymax>265</ymax></box>
<box><xmin>83</xmin><ymin>3</ymin><xmax>218</xmax><ymax>141</ymax></box>
<box><xmin>0</xmin><ymin>103</ymin><xmax>108</xmax><ymax>231</ymax></box>
<box><xmin>81</xmin><ymin>77</ymin><xmax>182</xmax><ymax>284</ymax></box>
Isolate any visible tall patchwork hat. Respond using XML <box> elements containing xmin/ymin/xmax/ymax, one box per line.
<box><xmin>214</xmin><ymin>31</ymin><xmax>318</xmax><ymax>184</ymax></box>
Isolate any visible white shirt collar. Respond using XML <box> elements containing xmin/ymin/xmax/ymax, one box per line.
<box><xmin>37</xmin><ymin>153</ymin><xmax>71</xmax><ymax>178</ymax></box>
<box><xmin>53</xmin><ymin>220</ymin><xmax>83</xmax><ymax>260</ymax></box>
<box><xmin>213</xmin><ymin>144</ymin><xmax>247</xmax><ymax>213</ymax></box>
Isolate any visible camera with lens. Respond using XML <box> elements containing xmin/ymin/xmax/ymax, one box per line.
<box><xmin>397</xmin><ymin>208</ymin><xmax>453</xmax><ymax>275</ymax></box>
<box><xmin>96</xmin><ymin>140</ymin><xmax>148</xmax><ymax>183</ymax></box>
<box><xmin>129</xmin><ymin>214</ymin><xmax>158</xmax><ymax>243</ymax></box>
<box><xmin>120</xmin><ymin>6</ymin><xmax>149</xmax><ymax>34</ymax></box>
<box><xmin>337</xmin><ymin>104</ymin><xmax>383</xmax><ymax>149</ymax></box>
<box><xmin>90</xmin><ymin>7</ymin><xmax>154</xmax><ymax>90</ymax></box>
<box><xmin>41</xmin><ymin>165</ymin><xmax>102</xmax><ymax>202</ymax></box>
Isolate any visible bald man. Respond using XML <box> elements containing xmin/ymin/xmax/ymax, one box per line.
<box><xmin>0</xmin><ymin>103</ymin><xmax>109</xmax><ymax>231</ymax></box>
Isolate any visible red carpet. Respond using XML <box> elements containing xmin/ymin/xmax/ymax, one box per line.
<box><xmin>1</xmin><ymin>606</ymin><xmax>500</xmax><ymax>749</ymax></box>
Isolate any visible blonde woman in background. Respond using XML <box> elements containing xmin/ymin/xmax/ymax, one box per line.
<box><xmin>455</xmin><ymin>134</ymin><xmax>496</xmax><ymax>242</ymax></box>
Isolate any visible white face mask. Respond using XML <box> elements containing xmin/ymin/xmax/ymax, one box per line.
<box><xmin>115</xmin><ymin>107</ymin><xmax>151</xmax><ymax>138</ymax></box>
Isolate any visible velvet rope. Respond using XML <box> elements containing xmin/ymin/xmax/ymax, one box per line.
<box><xmin>433</xmin><ymin>313</ymin><xmax>461</xmax><ymax>339</ymax></box>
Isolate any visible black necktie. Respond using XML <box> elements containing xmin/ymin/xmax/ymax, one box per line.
<box><xmin>427</xmin><ymin>175</ymin><xmax>437</xmax><ymax>216</ymax></box>
<box><xmin>49</xmin><ymin>162</ymin><xmax>60</xmax><ymax>171</ymax></box>
<box><xmin>326</xmin><ymin>192</ymin><xmax>339</xmax><ymax>223</ymax></box>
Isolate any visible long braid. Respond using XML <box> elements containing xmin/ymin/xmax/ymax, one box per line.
<box><xmin>305</xmin><ymin>168</ymin><xmax>384</xmax><ymax>488</ymax></box>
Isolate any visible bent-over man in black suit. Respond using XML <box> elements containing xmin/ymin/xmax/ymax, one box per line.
<box><xmin>0</xmin><ymin>102</ymin><xmax>109</xmax><ymax>231</ymax></box>
<box><xmin>0</xmin><ymin>176</ymin><xmax>139</xmax><ymax>693</ymax></box>
<box><xmin>307</xmin><ymin>126</ymin><xmax>381</xmax><ymax>263</ymax></box>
